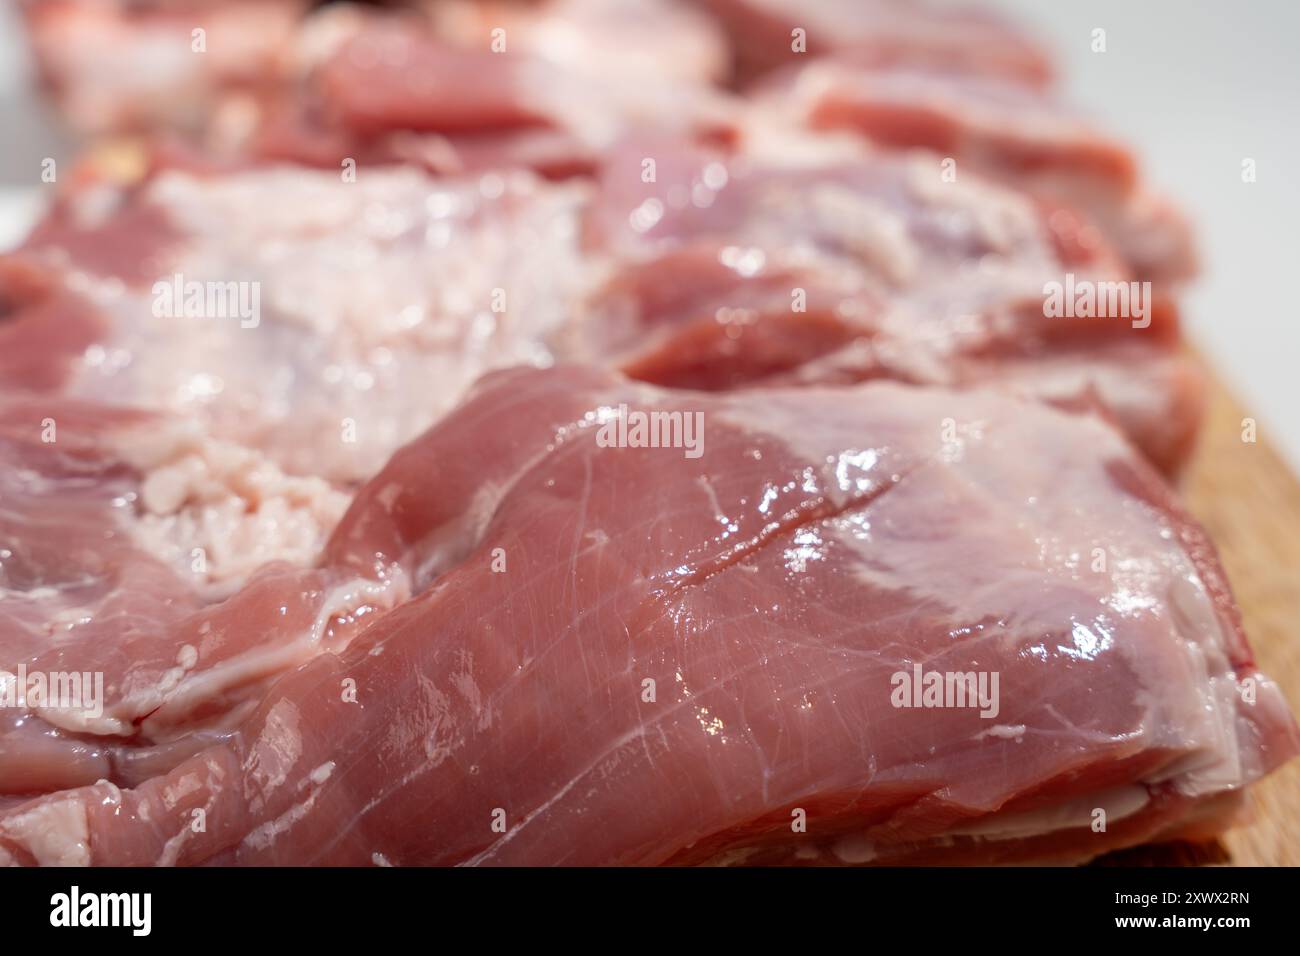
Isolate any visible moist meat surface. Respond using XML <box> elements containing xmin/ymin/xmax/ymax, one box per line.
<box><xmin>0</xmin><ymin>367</ymin><xmax>1294</xmax><ymax>865</ymax></box>
<box><xmin>1</xmin><ymin>0</ymin><xmax>1294</xmax><ymax>867</ymax></box>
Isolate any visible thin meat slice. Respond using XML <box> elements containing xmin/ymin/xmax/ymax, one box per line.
<box><xmin>316</xmin><ymin>20</ymin><xmax>555</xmax><ymax>137</ymax></box>
<box><xmin>322</xmin><ymin>0</ymin><xmax>730</xmax><ymax>131</ymax></box>
<box><xmin>0</xmin><ymin>366</ymin><xmax>1292</xmax><ymax>865</ymax></box>
<box><xmin>573</xmin><ymin>136</ymin><xmax>1200</xmax><ymax>474</ymax></box>
<box><xmin>269</xmin><ymin>16</ymin><xmax>605</xmax><ymax>179</ymax></box>
<box><xmin>423</xmin><ymin>0</ymin><xmax>729</xmax><ymax>88</ymax></box>
<box><xmin>700</xmin><ymin>0</ymin><xmax>1053</xmax><ymax>86</ymax></box>
<box><xmin>231</xmin><ymin>2</ymin><xmax>737</xmax><ymax>180</ymax></box>
<box><xmin>19</xmin><ymin>0</ymin><xmax>734</xmax><ymax>172</ymax></box>
<box><xmin>0</xmin><ymin>395</ymin><xmax>407</xmax><ymax>796</ymax></box>
<box><xmin>757</xmin><ymin>61</ymin><xmax>1198</xmax><ymax>282</ymax></box>
<box><xmin>310</xmin><ymin>9</ymin><xmax>736</xmax><ymax>171</ymax></box>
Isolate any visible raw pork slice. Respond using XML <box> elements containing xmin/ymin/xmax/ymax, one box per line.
<box><xmin>248</xmin><ymin>3</ymin><xmax>738</xmax><ymax>180</ymax></box>
<box><xmin>574</xmin><ymin>136</ymin><xmax>1202</xmax><ymax>475</ymax></box>
<box><xmin>7</xmin><ymin>163</ymin><xmax>590</xmax><ymax>484</ymax></box>
<box><xmin>0</xmin><ymin>366</ymin><xmax>1293</xmax><ymax>865</ymax></box>
<box><xmin>419</xmin><ymin>0</ymin><xmax>730</xmax><ymax>88</ymax></box>
<box><xmin>756</xmin><ymin>61</ymin><xmax>1198</xmax><ymax>282</ymax></box>
<box><xmin>700</xmin><ymin>0</ymin><xmax>1053</xmax><ymax>86</ymax></box>
<box><xmin>0</xmin><ymin>393</ymin><xmax>407</xmax><ymax>797</ymax></box>
<box><xmin>19</xmin><ymin>0</ymin><xmax>734</xmax><ymax>161</ymax></box>
<box><xmin>18</xmin><ymin>0</ymin><xmax>308</xmax><ymax>135</ymax></box>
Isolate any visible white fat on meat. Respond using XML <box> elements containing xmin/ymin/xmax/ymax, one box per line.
<box><xmin>0</xmin><ymin>796</ymin><xmax>91</xmax><ymax>867</ymax></box>
<box><xmin>136</xmin><ymin>569</ymin><xmax>411</xmax><ymax>740</ymax></box>
<box><xmin>64</xmin><ymin>167</ymin><xmax>593</xmax><ymax>484</ymax></box>
<box><xmin>114</xmin><ymin>420</ymin><xmax>349</xmax><ymax>591</ymax></box>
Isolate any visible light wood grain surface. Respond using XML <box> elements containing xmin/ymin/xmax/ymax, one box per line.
<box><xmin>1184</xmin><ymin>373</ymin><xmax>1300</xmax><ymax>866</ymax></box>
<box><xmin>1101</xmin><ymin>372</ymin><xmax>1300</xmax><ymax>866</ymax></box>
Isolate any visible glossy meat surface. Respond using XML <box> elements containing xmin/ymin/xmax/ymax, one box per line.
<box><xmin>3</xmin><ymin>0</ymin><xmax>1291</xmax><ymax>869</ymax></box>
<box><xmin>577</xmin><ymin>135</ymin><xmax>1201</xmax><ymax>475</ymax></box>
<box><xmin>0</xmin><ymin>367</ymin><xmax>1293</xmax><ymax>865</ymax></box>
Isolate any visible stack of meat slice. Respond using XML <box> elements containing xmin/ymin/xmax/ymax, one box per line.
<box><xmin>2</xmin><ymin>0</ymin><xmax>1296</xmax><ymax>865</ymax></box>
<box><xmin>5</xmin><ymin>122</ymin><xmax>1200</xmax><ymax>483</ymax></box>
<box><xmin>10</xmin><ymin>0</ymin><xmax>1205</xmax><ymax>286</ymax></box>
<box><xmin>701</xmin><ymin>0</ymin><xmax>1195</xmax><ymax>282</ymax></box>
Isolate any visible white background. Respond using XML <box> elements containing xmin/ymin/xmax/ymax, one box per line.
<box><xmin>1</xmin><ymin>1</ymin><xmax>1296</xmax><ymax>470</ymax></box>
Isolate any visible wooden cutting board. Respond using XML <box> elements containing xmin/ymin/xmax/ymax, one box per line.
<box><xmin>1102</xmin><ymin>370</ymin><xmax>1300</xmax><ymax>866</ymax></box>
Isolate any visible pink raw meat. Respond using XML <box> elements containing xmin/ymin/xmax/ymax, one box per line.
<box><xmin>19</xmin><ymin>0</ymin><xmax>737</xmax><ymax>179</ymax></box>
<box><xmin>700</xmin><ymin>0</ymin><xmax>1053</xmax><ymax>86</ymax></box>
<box><xmin>756</xmin><ymin>61</ymin><xmax>1198</xmax><ymax>282</ymax></box>
<box><xmin>0</xmin><ymin>394</ymin><xmax>408</xmax><ymax>797</ymax></box>
<box><xmin>248</xmin><ymin>2</ymin><xmax>737</xmax><ymax>180</ymax></box>
<box><xmin>574</xmin><ymin>135</ymin><xmax>1201</xmax><ymax>475</ymax></box>
<box><xmin>0</xmin><ymin>366</ymin><xmax>1293</xmax><ymax>865</ymax></box>
<box><xmin>1</xmin><ymin>0</ymin><xmax>1284</xmax><ymax>872</ymax></box>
